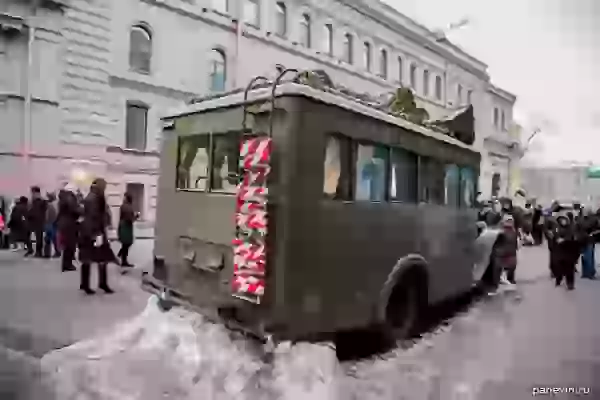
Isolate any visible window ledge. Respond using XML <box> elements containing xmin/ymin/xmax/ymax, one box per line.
<box><xmin>210</xmin><ymin>9</ymin><xmax>231</xmax><ymax>18</ymax></box>
<box><xmin>106</xmin><ymin>145</ymin><xmax>159</xmax><ymax>156</ymax></box>
<box><xmin>129</xmin><ymin>68</ymin><xmax>151</xmax><ymax>76</ymax></box>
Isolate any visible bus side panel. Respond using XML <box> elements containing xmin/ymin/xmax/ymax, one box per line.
<box><xmin>273</xmin><ymin>97</ymin><xmax>480</xmax><ymax>337</ymax></box>
<box><xmin>276</xmin><ymin>98</ymin><xmax>422</xmax><ymax>337</ymax></box>
<box><xmin>315</xmin><ymin>202</ymin><xmax>422</xmax><ymax>331</ymax></box>
<box><xmin>418</xmin><ymin>204</ymin><xmax>478</xmax><ymax>304</ymax></box>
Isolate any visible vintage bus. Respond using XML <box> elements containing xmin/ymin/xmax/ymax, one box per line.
<box><xmin>143</xmin><ymin>79</ymin><xmax>496</xmax><ymax>343</ymax></box>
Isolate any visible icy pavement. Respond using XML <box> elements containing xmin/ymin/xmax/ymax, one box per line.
<box><xmin>3</xmin><ymin>245</ymin><xmax>598</xmax><ymax>399</ymax></box>
<box><xmin>39</xmin><ymin>246</ymin><xmax>600</xmax><ymax>400</ymax></box>
<box><xmin>39</xmin><ymin>290</ymin><xmax>521</xmax><ymax>400</ymax></box>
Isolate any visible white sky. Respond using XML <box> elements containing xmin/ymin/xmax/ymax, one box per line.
<box><xmin>383</xmin><ymin>0</ymin><xmax>600</xmax><ymax>165</ymax></box>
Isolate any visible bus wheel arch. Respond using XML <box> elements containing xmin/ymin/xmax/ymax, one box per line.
<box><xmin>378</xmin><ymin>255</ymin><xmax>429</xmax><ymax>340</ymax></box>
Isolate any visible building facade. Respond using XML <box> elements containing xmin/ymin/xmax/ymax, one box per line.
<box><xmin>0</xmin><ymin>0</ymin><xmax>517</xmax><ymax>232</ymax></box>
<box><xmin>521</xmin><ymin>165</ymin><xmax>600</xmax><ymax>208</ymax></box>
<box><xmin>507</xmin><ymin>122</ymin><xmax>524</xmax><ymax>196</ymax></box>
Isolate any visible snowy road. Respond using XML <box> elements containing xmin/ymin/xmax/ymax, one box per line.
<box><xmin>1</xmin><ymin>245</ymin><xmax>599</xmax><ymax>399</ymax></box>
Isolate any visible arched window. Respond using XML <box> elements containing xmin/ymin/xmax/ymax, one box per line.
<box><xmin>409</xmin><ymin>63</ymin><xmax>416</xmax><ymax>89</ymax></box>
<box><xmin>423</xmin><ymin>69</ymin><xmax>429</xmax><ymax>96</ymax></box>
<box><xmin>379</xmin><ymin>49</ymin><xmax>387</xmax><ymax>79</ymax></box>
<box><xmin>435</xmin><ymin>76</ymin><xmax>442</xmax><ymax>100</ymax></box>
<box><xmin>209</xmin><ymin>48</ymin><xmax>226</xmax><ymax>92</ymax></box>
<box><xmin>275</xmin><ymin>2</ymin><xmax>287</xmax><ymax>36</ymax></box>
<box><xmin>129</xmin><ymin>24</ymin><xmax>152</xmax><ymax>73</ymax></box>
<box><xmin>343</xmin><ymin>33</ymin><xmax>353</xmax><ymax>64</ymax></box>
<box><xmin>363</xmin><ymin>42</ymin><xmax>371</xmax><ymax>71</ymax></box>
<box><xmin>300</xmin><ymin>13</ymin><xmax>311</xmax><ymax>47</ymax></box>
<box><xmin>397</xmin><ymin>56</ymin><xmax>403</xmax><ymax>83</ymax></box>
<box><xmin>493</xmin><ymin>107</ymin><xmax>499</xmax><ymax>127</ymax></box>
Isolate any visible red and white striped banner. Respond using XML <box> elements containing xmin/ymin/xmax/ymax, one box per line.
<box><xmin>232</xmin><ymin>136</ymin><xmax>271</xmax><ymax>300</ymax></box>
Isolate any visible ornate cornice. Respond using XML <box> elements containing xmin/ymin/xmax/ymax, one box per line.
<box><xmin>338</xmin><ymin>0</ymin><xmax>490</xmax><ymax>80</ymax></box>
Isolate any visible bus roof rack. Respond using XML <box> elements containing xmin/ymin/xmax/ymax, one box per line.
<box><xmin>176</xmin><ymin>69</ymin><xmax>477</xmax><ymax>149</ymax></box>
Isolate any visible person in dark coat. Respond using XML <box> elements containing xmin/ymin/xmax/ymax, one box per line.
<box><xmin>78</xmin><ymin>178</ymin><xmax>115</xmax><ymax>294</ymax></box>
<box><xmin>532</xmin><ymin>205</ymin><xmax>544</xmax><ymax>245</ymax></box>
<box><xmin>8</xmin><ymin>197</ymin><xmax>29</xmax><ymax>251</ymax></box>
<box><xmin>43</xmin><ymin>192</ymin><xmax>60</xmax><ymax>258</ymax></box>
<box><xmin>545</xmin><ymin>206</ymin><xmax>561</xmax><ymax>278</ymax></box>
<box><xmin>552</xmin><ymin>214</ymin><xmax>581</xmax><ymax>290</ymax></box>
<box><xmin>27</xmin><ymin>186</ymin><xmax>47</xmax><ymax>257</ymax></box>
<box><xmin>579</xmin><ymin>209</ymin><xmax>598</xmax><ymax>279</ymax></box>
<box><xmin>117</xmin><ymin>193</ymin><xmax>139</xmax><ymax>268</ymax></box>
<box><xmin>0</xmin><ymin>196</ymin><xmax>7</xmax><ymax>249</ymax></box>
<box><xmin>57</xmin><ymin>188</ymin><xmax>80</xmax><ymax>272</ymax></box>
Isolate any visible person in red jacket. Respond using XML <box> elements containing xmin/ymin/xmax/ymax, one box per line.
<box><xmin>497</xmin><ymin>214</ymin><xmax>519</xmax><ymax>284</ymax></box>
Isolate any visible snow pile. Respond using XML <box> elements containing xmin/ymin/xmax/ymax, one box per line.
<box><xmin>39</xmin><ymin>296</ymin><xmax>340</xmax><ymax>400</ymax></box>
<box><xmin>270</xmin><ymin>342</ymin><xmax>341</xmax><ymax>400</ymax></box>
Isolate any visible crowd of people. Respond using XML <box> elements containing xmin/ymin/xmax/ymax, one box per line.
<box><xmin>0</xmin><ymin>179</ymin><xmax>139</xmax><ymax>295</ymax></box>
<box><xmin>478</xmin><ymin>196</ymin><xmax>600</xmax><ymax>292</ymax></box>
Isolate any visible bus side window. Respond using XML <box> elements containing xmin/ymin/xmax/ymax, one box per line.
<box><xmin>444</xmin><ymin>164</ymin><xmax>460</xmax><ymax>207</ymax></box>
<box><xmin>419</xmin><ymin>156</ymin><xmax>445</xmax><ymax>204</ymax></box>
<box><xmin>176</xmin><ymin>134</ymin><xmax>210</xmax><ymax>191</ymax></box>
<box><xmin>323</xmin><ymin>135</ymin><xmax>353</xmax><ymax>200</ymax></box>
<box><xmin>354</xmin><ymin>143</ymin><xmax>388</xmax><ymax>202</ymax></box>
<box><xmin>390</xmin><ymin>147</ymin><xmax>418</xmax><ymax>203</ymax></box>
<box><xmin>459</xmin><ymin>167</ymin><xmax>476</xmax><ymax>208</ymax></box>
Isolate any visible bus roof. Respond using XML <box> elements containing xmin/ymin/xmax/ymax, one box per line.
<box><xmin>162</xmin><ymin>82</ymin><xmax>480</xmax><ymax>153</ymax></box>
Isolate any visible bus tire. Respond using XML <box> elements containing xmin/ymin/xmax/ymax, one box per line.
<box><xmin>383</xmin><ymin>269</ymin><xmax>424</xmax><ymax>342</ymax></box>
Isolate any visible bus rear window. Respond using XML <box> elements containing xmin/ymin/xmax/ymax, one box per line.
<box><xmin>355</xmin><ymin>144</ymin><xmax>387</xmax><ymax>202</ymax></box>
<box><xmin>177</xmin><ymin>134</ymin><xmax>209</xmax><ymax>190</ymax></box>
<box><xmin>176</xmin><ymin>132</ymin><xmax>241</xmax><ymax>193</ymax></box>
<box><xmin>211</xmin><ymin>134</ymin><xmax>240</xmax><ymax>193</ymax></box>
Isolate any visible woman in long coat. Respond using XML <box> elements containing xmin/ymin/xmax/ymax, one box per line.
<box><xmin>79</xmin><ymin>178</ymin><xmax>115</xmax><ymax>294</ymax></box>
<box><xmin>117</xmin><ymin>193</ymin><xmax>138</xmax><ymax>267</ymax></box>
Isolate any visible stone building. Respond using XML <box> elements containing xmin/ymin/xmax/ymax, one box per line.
<box><xmin>0</xmin><ymin>0</ymin><xmax>518</xmax><ymax>233</ymax></box>
<box><xmin>521</xmin><ymin>165</ymin><xmax>600</xmax><ymax>208</ymax></box>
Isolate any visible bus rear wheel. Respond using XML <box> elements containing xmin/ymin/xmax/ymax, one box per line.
<box><xmin>383</xmin><ymin>275</ymin><xmax>421</xmax><ymax>341</ymax></box>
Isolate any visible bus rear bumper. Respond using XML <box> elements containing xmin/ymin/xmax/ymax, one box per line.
<box><xmin>140</xmin><ymin>270</ymin><xmax>271</xmax><ymax>343</ymax></box>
